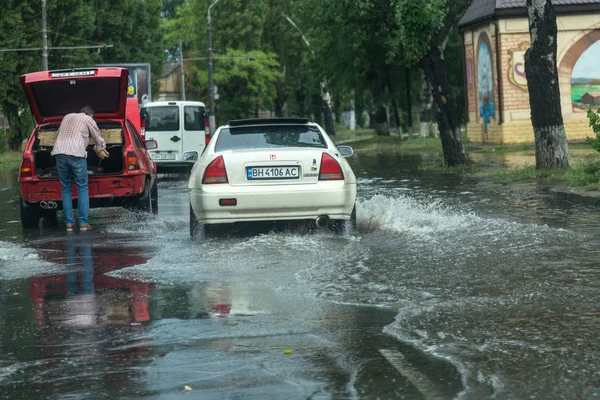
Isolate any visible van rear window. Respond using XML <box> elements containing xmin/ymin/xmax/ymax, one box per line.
<box><xmin>215</xmin><ymin>125</ymin><xmax>327</xmax><ymax>152</ymax></box>
<box><xmin>144</xmin><ymin>106</ymin><xmax>179</xmax><ymax>132</ymax></box>
<box><xmin>184</xmin><ymin>106</ymin><xmax>206</xmax><ymax>131</ymax></box>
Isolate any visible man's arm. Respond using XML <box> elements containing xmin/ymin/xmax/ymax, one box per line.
<box><xmin>87</xmin><ymin>118</ymin><xmax>106</xmax><ymax>152</ymax></box>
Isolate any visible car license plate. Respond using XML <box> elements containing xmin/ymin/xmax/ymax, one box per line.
<box><xmin>152</xmin><ymin>153</ymin><xmax>176</xmax><ymax>160</ymax></box>
<box><xmin>247</xmin><ymin>166</ymin><xmax>300</xmax><ymax>180</ymax></box>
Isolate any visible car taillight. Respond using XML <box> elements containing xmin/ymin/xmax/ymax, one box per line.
<box><xmin>204</xmin><ymin>116</ymin><xmax>211</xmax><ymax>145</ymax></box>
<box><xmin>202</xmin><ymin>155</ymin><xmax>228</xmax><ymax>184</ymax></box>
<box><xmin>20</xmin><ymin>158</ymin><xmax>33</xmax><ymax>178</ymax></box>
<box><xmin>127</xmin><ymin>151</ymin><xmax>139</xmax><ymax>170</ymax></box>
<box><xmin>319</xmin><ymin>153</ymin><xmax>344</xmax><ymax>180</ymax></box>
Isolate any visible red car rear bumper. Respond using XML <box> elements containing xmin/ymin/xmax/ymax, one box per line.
<box><xmin>20</xmin><ymin>174</ymin><xmax>145</xmax><ymax>203</ymax></box>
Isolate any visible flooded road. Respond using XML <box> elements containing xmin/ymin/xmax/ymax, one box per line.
<box><xmin>1</xmin><ymin>151</ymin><xmax>599</xmax><ymax>399</ymax></box>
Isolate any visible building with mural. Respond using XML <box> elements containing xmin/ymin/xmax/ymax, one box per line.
<box><xmin>459</xmin><ymin>0</ymin><xmax>600</xmax><ymax>143</ymax></box>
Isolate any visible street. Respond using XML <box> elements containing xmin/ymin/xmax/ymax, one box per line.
<box><xmin>1</xmin><ymin>151</ymin><xmax>599</xmax><ymax>399</ymax></box>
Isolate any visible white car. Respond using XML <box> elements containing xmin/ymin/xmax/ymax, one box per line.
<box><xmin>188</xmin><ymin>118</ymin><xmax>357</xmax><ymax>237</ymax></box>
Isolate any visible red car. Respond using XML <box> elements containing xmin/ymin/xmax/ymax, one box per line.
<box><xmin>18</xmin><ymin>67</ymin><xmax>158</xmax><ymax>228</ymax></box>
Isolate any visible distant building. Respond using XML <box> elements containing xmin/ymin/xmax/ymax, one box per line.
<box><xmin>459</xmin><ymin>0</ymin><xmax>600</xmax><ymax>143</ymax></box>
<box><xmin>581</xmin><ymin>91</ymin><xmax>600</xmax><ymax>105</ymax></box>
<box><xmin>158</xmin><ymin>63</ymin><xmax>182</xmax><ymax>101</ymax></box>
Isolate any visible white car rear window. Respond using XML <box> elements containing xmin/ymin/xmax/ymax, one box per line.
<box><xmin>215</xmin><ymin>125</ymin><xmax>327</xmax><ymax>151</ymax></box>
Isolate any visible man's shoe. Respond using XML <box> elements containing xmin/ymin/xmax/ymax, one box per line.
<box><xmin>66</xmin><ymin>225</ymin><xmax>75</xmax><ymax>232</ymax></box>
<box><xmin>79</xmin><ymin>224</ymin><xmax>92</xmax><ymax>231</ymax></box>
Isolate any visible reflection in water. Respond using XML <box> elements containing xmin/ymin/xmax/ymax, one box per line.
<box><xmin>29</xmin><ymin>240</ymin><xmax>152</xmax><ymax>328</ymax></box>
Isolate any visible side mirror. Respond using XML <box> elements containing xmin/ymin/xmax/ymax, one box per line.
<box><xmin>337</xmin><ymin>145</ymin><xmax>353</xmax><ymax>157</ymax></box>
<box><xmin>145</xmin><ymin>139</ymin><xmax>158</xmax><ymax>150</ymax></box>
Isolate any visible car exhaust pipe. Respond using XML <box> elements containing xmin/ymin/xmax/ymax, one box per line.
<box><xmin>315</xmin><ymin>215</ymin><xmax>329</xmax><ymax>228</ymax></box>
<box><xmin>39</xmin><ymin>201</ymin><xmax>57</xmax><ymax>210</ymax></box>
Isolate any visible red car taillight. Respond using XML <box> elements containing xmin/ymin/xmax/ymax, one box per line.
<box><xmin>127</xmin><ymin>151</ymin><xmax>139</xmax><ymax>170</ymax></box>
<box><xmin>20</xmin><ymin>158</ymin><xmax>33</xmax><ymax>178</ymax></box>
<box><xmin>319</xmin><ymin>153</ymin><xmax>344</xmax><ymax>180</ymax></box>
<box><xmin>202</xmin><ymin>156</ymin><xmax>228</xmax><ymax>184</ymax></box>
<box><xmin>204</xmin><ymin>116</ymin><xmax>211</xmax><ymax>145</ymax></box>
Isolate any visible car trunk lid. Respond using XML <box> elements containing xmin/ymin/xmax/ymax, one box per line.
<box><xmin>19</xmin><ymin>67</ymin><xmax>128</xmax><ymax>124</ymax></box>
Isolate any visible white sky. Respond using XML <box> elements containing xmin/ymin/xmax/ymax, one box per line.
<box><xmin>572</xmin><ymin>40</ymin><xmax>600</xmax><ymax>80</ymax></box>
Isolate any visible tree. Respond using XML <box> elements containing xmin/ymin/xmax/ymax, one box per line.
<box><xmin>524</xmin><ymin>0</ymin><xmax>569</xmax><ymax>169</ymax></box>
<box><xmin>0</xmin><ymin>0</ymin><xmax>39</xmax><ymax>149</ymax></box>
<box><xmin>213</xmin><ymin>49</ymin><xmax>282</xmax><ymax>122</ymax></box>
<box><xmin>395</xmin><ymin>0</ymin><xmax>470</xmax><ymax>166</ymax></box>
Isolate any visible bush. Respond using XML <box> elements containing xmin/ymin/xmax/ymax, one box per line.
<box><xmin>586</xmin><ymin>107</ymin><xmax>600</xmax><ymax>153</ymax></box>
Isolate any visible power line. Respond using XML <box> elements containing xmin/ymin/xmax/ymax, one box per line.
<box><xmin>0</xmin><ymin>44</ymin><xmax>113</xmax><ymax>53</ymax></box>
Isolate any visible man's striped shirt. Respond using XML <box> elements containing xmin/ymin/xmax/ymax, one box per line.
<box><xmin>51</xmin><ymin>113</ymin><xmax>106</xmax><ymax>158</ymax></box>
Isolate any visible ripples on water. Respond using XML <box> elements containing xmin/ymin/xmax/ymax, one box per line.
<box><xmin>2</xmin><ymin>165</ymin><xmax>600</xmax><ymax>398</ymax></box>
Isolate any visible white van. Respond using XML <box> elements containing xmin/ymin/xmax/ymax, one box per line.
<box><xmin>140</xmin><ymin>101</ymin><xmax>210</xmax><ymax>172</ymax></box>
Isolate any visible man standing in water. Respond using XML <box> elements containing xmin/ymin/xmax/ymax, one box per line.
<box><xmin>51</xmin><ymin>106</ymin><xmax>108</xmax><ymax>232</ymax></box>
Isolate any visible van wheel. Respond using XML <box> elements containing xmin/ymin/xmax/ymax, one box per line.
<box><xmin>20</xmin><ymin>198</ymin><xmax>40</xmax><ymax>229</ymax></box>
<box><xmin>151</xmin><ymin>182</ymin><xmax>158</xmax><ymax>215</ymax></box>
<box><xmin>134</xmin><ymin>179</ymin><xmax>153</xmax><ymax>214</ymax></box>
<box><xmin>190</xmin><ymin>204</ymin><xmax>201</xmax><ymax>238</ymax></box>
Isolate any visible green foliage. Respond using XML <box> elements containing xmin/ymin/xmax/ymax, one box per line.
<box><xmin>0</xmin><ymin>151</ymin><xmax>22</xmax><ymax>172</ymax></box>
<box><xmin>213</xmin><ymin>49</ymin><xmax>282</xmax><ymax>123</ymax></box>
<box><xmin>395</xmin><ymin>0</ymin><xmax>445</xmax><ymax>64</ymax></box>
<box><xmin>0</xmin><ymin>0</ymin><xmax>165</xmax><ymax>142</ymax></box>
<box><xmin>586</xmin><ymin>107</ymin><xmax>600</xmax><ymax>153</ymax></box>
<box><xmin>565</xmin><ymin>158</ymin><xmax>600</xmax><ymax>187</ymax></box>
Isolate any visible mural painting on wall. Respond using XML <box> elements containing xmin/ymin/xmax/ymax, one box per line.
<box><xmin>478</xmin><ymin>37</ymin><xmax>495</xmax><ymax>135</ymax></box>
<box><xmin>508</xmin><ymin>42</ymin><xmax>529</xmax><ymax>91</ymax></box>
<box><xmin>572</xmin><ymin>40</ymin><xmax>600</xmax><ymax>111</ymax></box>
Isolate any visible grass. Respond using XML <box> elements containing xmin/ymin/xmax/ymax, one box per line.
<box><xmin>342</xmin><ymin>130</ymin><xmax>600</xmax><ymax>188</ymax></box>
<box><xmin>0</xmin><ymin>151</ymin><xmax>22</xmax><ymax>172</ymax></box>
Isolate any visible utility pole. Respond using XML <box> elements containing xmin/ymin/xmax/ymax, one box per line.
<box><xmin>207</xmin><ymin>0</ymin><xmax>221</xmax><ymax>133</ymax></box>
<box><xmin>179</xmin><ymin>39</ymin><xmax>185</xmax><ymax>101</ymax></box>
<box><xmin>282</xmin><ymin>13</ymin><xmax>336</xmax><ymax>136</ymax></box>
<box><xmin>41</xmin><ymin>0</ymin><xmax>48</xmax><ymax>70</ymax></box>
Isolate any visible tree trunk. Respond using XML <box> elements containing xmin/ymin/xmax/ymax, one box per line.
<box><xmin>525</xmin><ymin>0</ymin><xmax>569</xmax><ymax>169</ymax></box>
<box><xmin>274</xmin><ymin>65</ymin><xmax>286</xmax><ymax>117</ymax></box>
<box><xmin>391</xmin><ymin>97</ymin><xmax>404</xmax><ymax>139</ymax></box>
<box><xmin>405</xmin><ymin>67</ymin><xmax>413</xmax><ymax>139</ymax></box>
<box><xmin>419</xmin><ymin>46</ymin><xmax>468</xmax><ymax>166</ymax></box>
<box><xmin>349</xmin><ymin>89</ymin><xmax>356</xmax><ymax>131</ymax></box>
<box><xmin>320</xmin><ymin>80</ymin><xmax>336</xmax><ymax>136</ymax></box>
<box><xmin>375</xmin><ymin>104</ymin><xmax>390</xmax><ymax>135</ymax></box>
<box><xmin>419</xmin><ymin>69</ymin><xmax>438</xmax><ymax>138</ymax></box>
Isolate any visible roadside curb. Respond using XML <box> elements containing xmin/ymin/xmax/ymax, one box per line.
<box><xmin>550</xmin><ymin>188</ymin><xmax>600</xmax><ymax>208</ymax></box>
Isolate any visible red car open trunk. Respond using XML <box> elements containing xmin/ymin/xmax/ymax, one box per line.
<box><xmin>18</xmin><ymin>67</ymin><xmax>158</xmax><ymax>228</ymax></box>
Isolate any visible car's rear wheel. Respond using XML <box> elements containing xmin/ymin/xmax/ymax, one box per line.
<box><xmin>330</xmin><ymin>203</ymin><xmax>357</xmax><ymax>234</ymax></box>
<box><xmin>151</xmin><ymin>181</ymin><xmax>158</xmax><ymax>215</ymax></box>
<box><xmin>190</xmin><ymin>204</ymin><xmax>201</xmax><ymax>238</ymax></box>
<box><xmin>349</xmin><ymin>204</ymin><xmax>357</xmax><ymax>232</ymax></box>
<box><xmin>20</xmin><ymin>198</ymin><xmax>40</xmax><ymax>229</ymax></box>
<box><xmin>133</xmin><ymin>178</ymin><xmax>153</xmax><ymax>214</ymax></box>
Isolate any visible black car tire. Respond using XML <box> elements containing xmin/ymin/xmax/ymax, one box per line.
<box><xmin>330</xmin><ymin>203</ymin><xmax>357</xmax><ymax>234</ymax></box>
<box><xmin>20</xmin><ymin>198</ymin><xmax>40</xmax><ymax>229</ymax></box>
<box><xmin>349</xmin><ymin>204</ymin><xmax>357</xmax><ymax>232</ymax></box>
<box><xmin>151</xmin><ymin>182</ymin><xmax>158</xmax><ymax>215</ymax></box>
<box><xmin>190</xmin><ymin>204</ymin><xmax>201</xmax><ymax>238</ymax></box>
<box><xmin>134</xmin><ymin>178</ymin><xmax>153</xmax><ymax>214</ymax></box>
